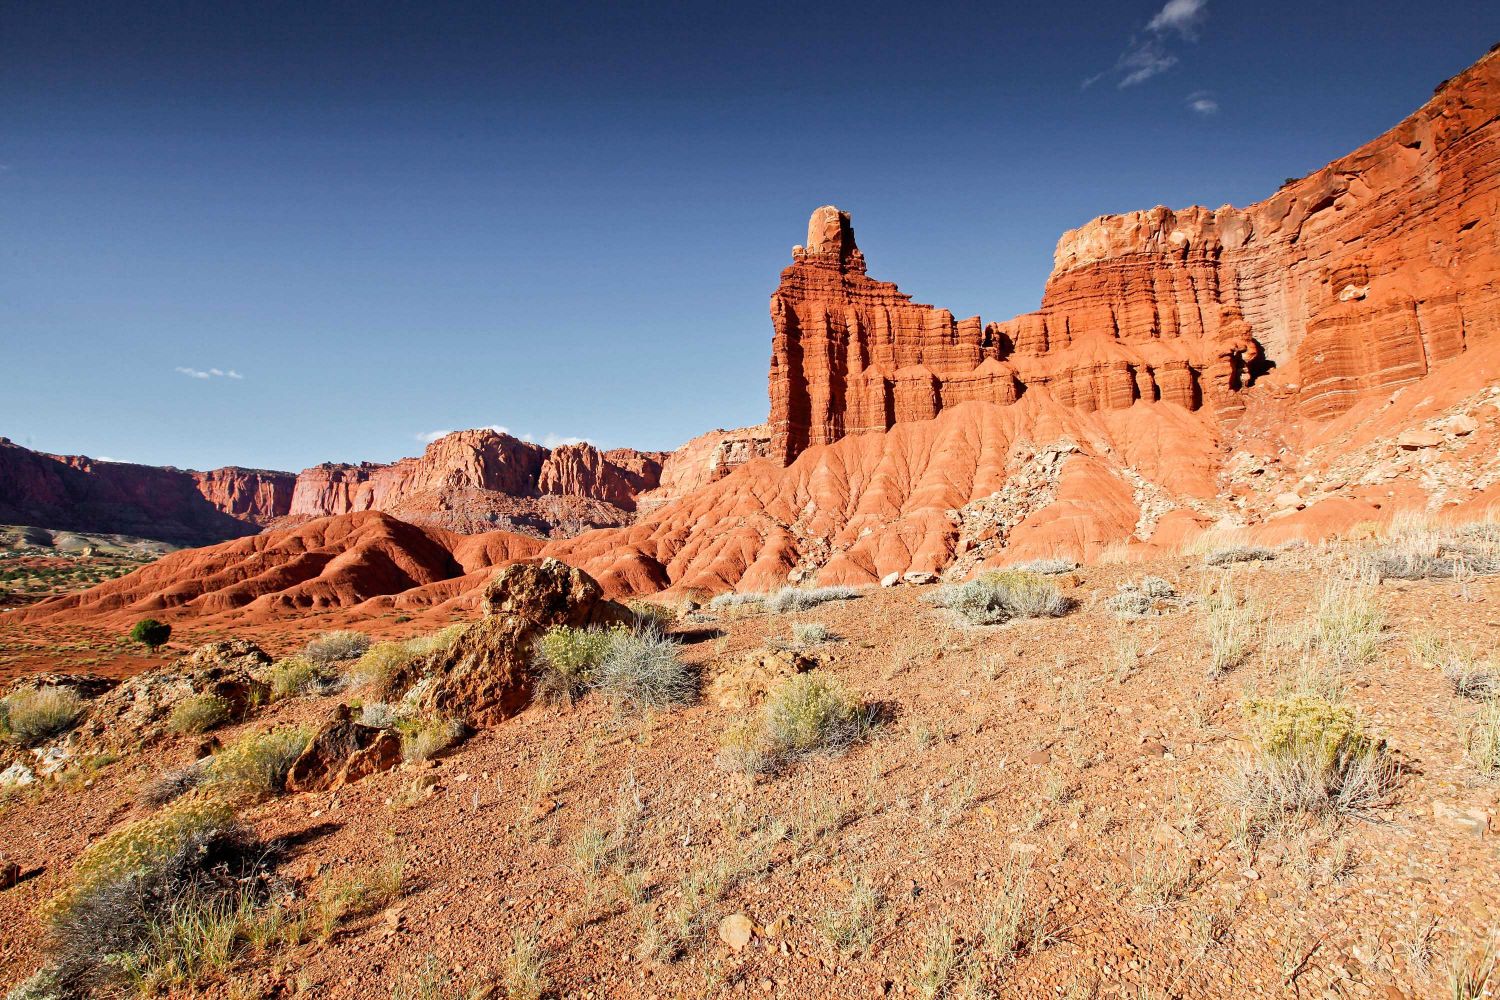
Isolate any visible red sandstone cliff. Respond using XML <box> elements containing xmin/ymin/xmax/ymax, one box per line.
<box><xmin>0</xmin><ymin>438</ymin><xmax>273</xmax><ymax>546</ymax></box>
<box><xmin>771</xmin><ymin>48</ymin><xmax>1500</xmax><ymax>462</ymax></box>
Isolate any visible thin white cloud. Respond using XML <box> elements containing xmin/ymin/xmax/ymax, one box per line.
<box><xmin>1188</xmin><ymin>90</ymin><xmax>1219</xmax><ymax>115</ymax></box>
<box><xmin>1092</xmin><ymin>0</ymin><xmax>1209</xmax><ymax>89</ymax></box>
<box><xmin>540</xmin><ymin>433</ymin><xmax>585</xmax><ymax>449</ymax></box>
<box><xmin>1146</xmin><ymin>0</ymin><xmax>1207</xmax><ymax>38</ymax></box>
<box><xmin>175</xmin><ymin>366</ymin><xmax>243</xmax><ymax>380</ymax></box>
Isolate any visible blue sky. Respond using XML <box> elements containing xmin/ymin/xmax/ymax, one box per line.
<box><xmin>3</xmin><ymin>1</ymin><xmax>1496</xmax><ymax>471</ymax></box>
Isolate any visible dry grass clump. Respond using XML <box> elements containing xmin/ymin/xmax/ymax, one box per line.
<box><xmin>0</xmin><ymin>686</ymin><xmax>84</xmax><ymax>746</ymax></box>
<box><xmin>1358</xmin><ymin>510</ymin><xmax>1500</xmax><ymax>581</ymax></box>
<box><xmin>1203</xmin><ymin>546</ymin><xmax>1276</xmax><ymax>567</ymax></box>
<box><xmin>1005</xmin><ymin>557</ymin><xmax>1079</xmax><ymax>575</ymax></box>
<box><xmin>303</xmin><ymin>629</ymin><xmax>371</xmax><ymax>666</ymax></box>
<box><xmin>398</xmin><ymin>717</ymin><xmax>465</xmax><ymax>763</ymax></box>
<box><xmin>313</xmin><ymin>851</ymin><xmax>406</xmax><ymax>940</ymax></box>
<box><xmin>928</xmin><ymin>571</ymin><xmax>1070</xmax><ymax>626</ymax></box>
<box><xmin>167</xmin><ymin>694</ymin><xmax>231</xmax><ymax>735</ymax></box>
<box><xmin>1304</xmin><ymin>580</ymin><xmax>1383</xmax><ymax>667</ymax></box>
<box><xmin>1106</xmin><ymin>576</ymin><xmax>1178</xmax><ymax>618</ymax></box>
<box><xmin>1225</xmin><ymin>694</ymin><xmax>1395</xmax><ymax>832</ymax></box>
<box><xmin>344</xmin><ymin>625</ymin><xmax>467</xmax><ymax>698</ymax></box>
<box><xmin>719</xmin><ymin>671</ymin><xmax>874</xmax><ymax>774</ymax></box>
<box><xmin>268</xmin><ymin>655</ymin><xmax>338</xmax><ymax>700</ymax></box>
<box><xmin>532</xmin><ymin>624</ymin><xmax>622</xmax><ymax>704</ymax></box>
<box><xmin>593</xmin><ymin>627</ymin><xmax>696</xmax><ymax>711</ymax></box>
<box><xmin>764</xmin><ymin>585</ymin><xmax>864</xmax><ymax>614</ymax></box>
<box><xmin>707</xmin><ymin>591</ymin><xmax>766</xmax><ymax>612</ymax></box>
<box><xmin>202</xmin><ymin>727</ymin><xmax>313</xmax><ymax>799</ymax></box>
<box><xmin>791</xmin><ymin>621</ymin><xmax>835</xmax><ymax>645</ymax></box>
<box><xmin>1467</xmin><ymin>701</ymin><xmax>1500</xmax><ymax>778</ymax></box>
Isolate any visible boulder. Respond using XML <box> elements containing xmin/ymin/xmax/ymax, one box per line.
<box><xmin>285</xmin><ymin>705</ymin><xmax>402</xmax><ymax>793</ymax></box>
<box><xmin>1397</xmin><ymin>430</ymin><xmax>1444</xmax><ymax>450</ymax></box>
<box><xmin>394</xmin><ymin>559</ymin><xmax>632</xmax><ymax>728</ymax></box>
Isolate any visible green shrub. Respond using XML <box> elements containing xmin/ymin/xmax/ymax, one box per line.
<box><xmin>929</xmin><ymin>572</ymin><xmax>1070</xmax><ymax>625</ymax></box>
<box><xmin>1203</xmin><ymin>546</ymin><xmax>1275</xmax><ymax>567</ymax></box>
<box><xmin>44</xmin><ymin>794</ymin><xmax>237</xmax><ymax>921</ymax></box>
<box><xmin>303</xmin><ymin>630</ymin><xmax>370</xmax><ymax>666</ymax></box>
<box><xmin>203</xmin><ymin>727</ymin><xmax>312</xmax><ymax>799</ymax></box>
<box><xmin>129</xmin><ymin>618</ymin><xmax>171</xmax><ymax>650</ymax></box>
<box><xmin>268</xmin><ymin>655</ymin><xmax>335</xmax><ymax>700</ymax></box>
<box><xmin>533</xmin><ymin>625</ymin><xmax>619</xmax><ymax>704</ymax></box>
<box><xmin>1</xmin><ymin>686</ymin><xmax>84</xmax><ymax>746</ymax></box>
<box><xmin>1227</xmin><ymin>694</ymin><xmax>1393</xmax><ymax>828</ymax></box>
<box><xmin>593</xmin><ymin>627</ymin><xmax>695</xmax><ymax>711</ymax></box>
<box><xmin>399</xmin><ymin>717</ymin><xmax>464</xmax><ymax>763</ymax></box>
<box><xmin>721</xmin><ymin>672</ymin><xmax>873</xmax><ymax>774</ymax></box>
<box><xmin>347</xmin><ymin>640</ymin><xmax>418</xmax><ymax>696</ymax></box>
<box><xmin>168</xmin><ymin>694</ymin><xmax>231</xmax><ymax>735</ymax></box>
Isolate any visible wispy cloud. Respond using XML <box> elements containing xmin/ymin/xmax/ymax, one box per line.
<box><xmin>535</xmin><ymin>433</ymin><xmax>585</xmax><ymax>449</ymax></box>
<box><xmin>1187</xmin><ymin>90</ymin><xmax>1219</xmax><ymax>115</ymax></box>
<box><xmin>1088</xmin><ymin>0</ymin><xmax>1209</xmax><ymax>89</ymax></box>
<box><xmin>1146</xmin><ymin>0</ymin><xmax>1207</xmax><ymax>38</ymax></box>
<box><xmin>175</xmin><ymin>366</ymin><xmax>244</xmax><ymax>380</ymax></box>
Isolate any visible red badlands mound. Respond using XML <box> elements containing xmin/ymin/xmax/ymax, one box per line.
<box><xmin>15</xmin><ymin>511</ymin><xmax>543</xmax><ymax>626</ymax></box>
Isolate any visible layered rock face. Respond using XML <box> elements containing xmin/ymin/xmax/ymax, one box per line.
<box><xmin>286</xmin><ymin>430</ymin><xmax>666</xmax><ymax>535</ymax></box>
<box><xmin>1</xmin><ymin>430</ymin><xmax>667</xmax><ymax>544</ymax></box>
<box><xmin>771</xmin><ymin>49</ymin><xmax>1500</xmax><ymax>462</ymax></box>
<box><xmin>0</xmin><ymin>437</ymin><xmax>270</xmax><ymax>546</ymax></box>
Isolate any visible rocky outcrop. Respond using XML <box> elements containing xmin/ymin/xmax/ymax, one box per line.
<box><xmin>638</xmin><ymin>426</ymin><xmax>774</xmax><ymax>510</ymax></box>
<box><xmin>392</xmin><ymin>559</ymin><xmax>632</xmax><ymax>727</ymax></box>
<box><xmin>284</xmin><ymin>704</ymin><xmax>402</xmax><ymax>792</ymax></box>
<box><xmin>770</xmin><ymin>48</ymin><xmax>1500</xmax><ymax>462</ymax></box>
<box><xmin>537</xmin><ymin>444</ymin><xmax>664</xmax><ymax>511</ymax></box>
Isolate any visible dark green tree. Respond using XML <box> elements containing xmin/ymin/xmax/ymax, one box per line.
<box><xmin>129</xmin><ymin>618</ymin><xmax>171</xmax><ymax>650</ymax></box>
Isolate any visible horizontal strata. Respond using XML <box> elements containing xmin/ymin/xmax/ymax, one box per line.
<box><xmin>770</xmin><ymin>49</ymin><xmax>1500</xmax><ymax>464</ymax></box>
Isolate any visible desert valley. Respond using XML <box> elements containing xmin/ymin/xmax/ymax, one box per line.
<box><xmin>2</xmin><ymin>33</ymin><xmax>1500</xmax><ymax>1000</ymax></box>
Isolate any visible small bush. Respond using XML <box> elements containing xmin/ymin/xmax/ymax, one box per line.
<box><xmin>203</xmin><ymin>727</ymin><xmax>312</xmax><ymax>799</ymax></box>
<box><xmin>1203</xmin><ymin>546</ymin><xmax>1275</xmax><ymax>567</ymax></box>
<box><xmin>168</xmin><ymin>694</ymin><xmax>231</xmax><ymax>735</ymax></box>
<box><xmin>764</xmin><ymin>585</ymin><xmax>864</xmax><ymax>614</ymax></box>
<box><xmin>304</xmin><ymin>630</ymin><xmax>371</xmax><ymax>666</ymax></box>
<box><xmin>346</xmin><ymin>640</ymin><xmax>418</xmax><ymax>696</ymax></box>
<box><xmin>403</xmin><ymin>623</ymin><xmax>467</xmax><ymax>656</ymax></box>
<box><xmin>593</xmin><ymin>627</ymin><xmax>695</xmax><ymax>711</ymax></box>
<box><xmin>130</xmin><ymin>618</ymin><xmax>171</xmax><ymax>650</ymax></box>
<box><xmin>708</xmin><ymin>592</ymin><xmax>766</xmax><ymax>612</ymax></box>
<box><xmin>1306</xmin><ymin>581</ymin><xmax>1383</xmax><ymax>667</ymax></box>
<box><xmin>928</xmin><ymin>572</ymin><xmax>1070</xmax><ymax>626</ymax></box>
<box><xmin>1</xmin><ymin>686</ymin><xmax>84</xmax><ymax>746</ymax></box>
<box><xmin>268</xmin><ymin>655</ymin><xmax>336</xmax><ymax>700</ymax></box>
<box><xmin>1226</xmin><ymin>695</ymin><xmax>1393</xmax><ymax>829</ymax></box>
<box><xmin>791</xmin><ymin>622</ymin><xmax>834</xmax><ymax>645</ymax></box>
<box><xmin>139</xmin><ymin>762</ymin><xmax>208</xmax><ymax>808</ymax></box>
<box><xmin>399</xmin><ymin>717</ymin><xmax>464</xmax><ymax>763</ymax></box>
<box><xmin>44</xmin><ymin>794</ymin><xmax>238</xmax><ymax>922</ymax></box>
<box><xmin>533</xmin><ymin>625</ymin><xmax>620</xmax><ymax>704</ymax></box>
<box><xmin>42</xmin><ymin>795</ymin><xmax>280</xmax><ymax>997</ymax></box>
<box><xmin>736</xmin><ymin>671</ymin><xmax>874</xmax><ymax>770</ymax></box>
<box><xmin>1205</xmin><ymin>585</ymin><xmax>1258</xmax><ymax>678</ymax></box>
